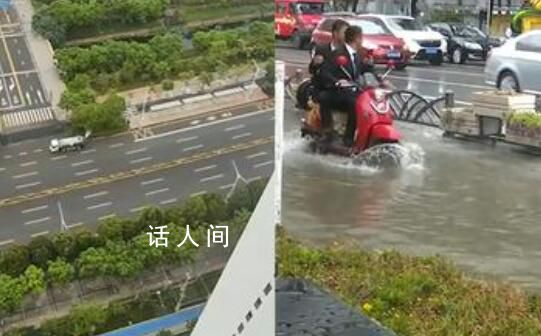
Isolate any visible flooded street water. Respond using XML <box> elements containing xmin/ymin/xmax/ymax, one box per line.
<box><xmin>282</xmin><ymin>102</ymin><xmax>541</xmax><ymax>291</ymax></box>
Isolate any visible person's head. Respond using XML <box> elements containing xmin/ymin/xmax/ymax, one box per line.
<box><xmin>345</xmin><ymin>25</ymin><xmax>363</xmax><ymax>50</ymax></box>
<box><xmin>331</xmin><ymin>19</ymin><xmax>349</xmax><ymax>44</ymax></box>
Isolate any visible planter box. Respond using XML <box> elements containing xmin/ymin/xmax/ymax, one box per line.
<box><xmin>505</xmin><ymin>133</ymin><xmax>541</xmax><ymax>147</ymax></box>
<box><xmin>472</xmin><ymin>91</ymin><xmax>536</xmax><ymax>108</ymax></box>
<box><xmin>442</xmin><ymin>107</ymin><xmax>481</xmax><ymax>136</ymax></box>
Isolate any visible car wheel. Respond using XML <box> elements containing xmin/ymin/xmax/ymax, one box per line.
<box><xmin>451</xmin><ymin>47</ymin><xmax>466</xmax><ymax>64</ymax></box>
<box><xmin>291</xmin><ymin>31</ymin><xmax>304</xmax><ymax>49</ymax></box>
<box><xmin>429</xmin><ymin>54</ymin><xmax>443</xmax><ymax>66</ymax></box>
<box><xmin>497</xmin><ymin>71</ymin><xmax>520</xmax><ymax>92</ymax></box>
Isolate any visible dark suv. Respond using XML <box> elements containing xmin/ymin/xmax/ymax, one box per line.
<box><xmin>428</xmin><ymin>23</ymin><xmax>503</xmax><ymax>64</ymax></box>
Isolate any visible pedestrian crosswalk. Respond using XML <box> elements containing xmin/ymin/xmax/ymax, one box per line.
<box><xmin>1</xmin><ymin>107</ymin><xmax>56</xmax><ymax>130</ymax></box>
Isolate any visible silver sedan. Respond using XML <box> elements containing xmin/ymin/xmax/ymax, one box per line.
<box><xmin>484</xmin><ymin>30</ymin><xmax>541</xmax><ymax>95</ymax></box>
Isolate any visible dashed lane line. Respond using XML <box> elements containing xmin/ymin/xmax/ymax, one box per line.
<box><xmin>200</xmin><ymin>174</ymin><xmax>223</xmax><ymax>183</ymax></box>
<box><xmin>0</xmin><ymin>239</ymin><xmax>14</xmax><ymax>247</ymax></box>
<box><xmin>194</xmin><ymin>164</ymin><xmax>217</xmax><ymax>173</ymax></box>
<box><xmin>87</xmin><ymin>202</ymin><xmax>112</xmax><ymax>211</ymax></box>
<box><xmin>145</xmin><ymin>188</ymin><xmax>169</xmax><ymax>197</ymax></box>
<box><xmin>83</xmin><ymin>191</ymin><xmax>109</xmax><ymax>200</ymax></box>
<box><xmin>31</xmin><ymin>231</ymin><xmax>50</xmax><ymax>238</ymax></box>
<box><xmin>13</xmin><ymin>171</ymin><xmax>38</xmax><ymax>179</ymax></box>
<box><xmin>0</xmin><ymin>136</ymin><xmax>273</xmax><ymax>209</ymax></box>
<box><xmin>24</xmin><ymin>216</ymin><xmax>51</xmax><ymax>226</ymax></box>
<box><xmin>75</xmin><ymin>168</ymin><xmax>99</xmax><ymax>177</ymax></box>
<box><xmin>190</xmin><ymin>191</ymin><xmax>207</xmax><ymax>198</ymax></box>
<box><xmin>141</xmin><ymin>178</ymin><xmax>164</xmax><ymax>186</ymax></box>
<box><xmin>22</xmin><ymin>205</ymin><xmax>48</xmax><ymax>214</ymax></box>
<box><xmin>160</xmin><ymin>198</ymin><xmax>177</xmax><ymax>205</ymax></box>
<box><xmin>254</xmin><ymin>160</ymin><xmax>273</xmax><ymax>169</ymax></box>
<box><xmin>246</xmin><ymin>152</ymin><xmax>267</xmax><ymax>159</ymax></box>
<box><xmin>232</xmin><ymin>132</ymin><xmax>252</xmax><ymax>140</ymax></box>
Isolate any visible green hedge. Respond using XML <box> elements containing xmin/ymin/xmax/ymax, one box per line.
<box><xmin>0</xmin><ymin>179</ymin><xmax>267</xmax><ymax>316</ymax></box>
<box><xmin>277</xmin><ymin>229</ymin><xmax>541</xmax><ymax>336</ymax></box>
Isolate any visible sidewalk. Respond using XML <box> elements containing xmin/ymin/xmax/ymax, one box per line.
<box><xmin>128</xmin><ymin>84</ymin><xmax>271</xmax><ymax>130</ymax></box>
<box><xmin>13</xmin><ymin>0</ymin><xmax>66</xmax><ymax>120</ymax></box>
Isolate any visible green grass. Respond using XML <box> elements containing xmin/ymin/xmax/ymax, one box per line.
<box><xmin>277</xmin><ymin>229</ymin><xmax>541</xmax><ymax>336</ymax></box>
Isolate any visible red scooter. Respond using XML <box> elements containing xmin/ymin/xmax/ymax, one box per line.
<box><xmin>299</xmin><ymin>57</ymin><xmax>400</xmax><ymax>157</ymax></box>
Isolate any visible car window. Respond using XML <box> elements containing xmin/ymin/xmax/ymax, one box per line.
<box><xmin>516</xmin><ymin>34</ymin><xmax>541</xmax><ymax>52</ymax></box>
<box><xmin>350</xmin><ymin>19</ymin><xmax>391</xmax><ymax>35</ymax></box>
<box><xmin>452</xmin><ymin>25</ymin><xmax>486</xmax><ymax>38</ymax></box>
<box><xmin>294</xmin><ymin>2</ymin><xmax>325</xmax><ymax>15</ymax></box>
<box><xmin>388</xmin><ymin>18</ymin><xmax>425</xmax><ymax>31</ymax></box>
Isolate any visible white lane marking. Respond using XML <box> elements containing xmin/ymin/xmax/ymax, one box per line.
<box><xmin>135</xmin><ymin>108</ymin><xmax>272</xmax><ymax>143</ymax></box>
<box><xmin>87</xmin><ymin>202</ymin><xmax>112</xmax><ymax>210</ymax></box>
<box><xmin>13</xmin><ymin>171</ymin><xmax>38</xmax><ymax>179</ymax></box>
<box><xmin>51</xmin><ymin>155</ymin><xmax>67</xmax><ymax>161</ymax></box>
<box><xmin>176</xmin><ymin>135</ymin><xmax>198</xmax><ymax>143</ymax></box>
<box><xmin>190</xmin><ymin>120</ymin><xmax>201</xmax><ymax>125</ymax></box>
<box><xmin>33</xmin><ymin>149</ymin><xmax>43</xmax><ymax>153</ymax></box>
<box><xmin>99</xmin><ymin>214</ymin><xmax>117</xmax><ymax>221</ymax></box>
<box><xmin>125</xmin><ymin>147</ymin><xmax>147</xmax><ymax>155</ymax></box>
<box><xmin>71</xmin><ymin>159</ymin><xmax>93</xmax><ymax>167</ymax></box>
<box><xmin>160</xmin><ymin>198</ymin><xmax>178</xmax><ymax>205</ymax></box>
<box><xmin>207</xmin><ymin>116</ymin><xmax>217</xmax><ymax>121</ymax></box>
<box><xmin>141</xmin><ymin>178</ymin><xmax>164</xmax><ymax>186</ymax></box>
<box><xmin>24</xmin><ymin>216</ymin><xmax>51</xmax><ymax>225</ymax></box>
<box><xmin>3</xmin><ymin>155</ymin><xmax>12</xmax><ymax>159</ymax></box>
<box><xmin>254</xmin><ymin>160</ymin><xmax>273</xmax><ymax>169</ymax></box>
<box><xmin>232</xmin><ymin>132</ymin><xmax>252</xmax><ymax>140</ymax></box>
<box><xmin>225</xmin><ymin>124</ymin><xmax>246</xmax><ymax>132</ymax></box>
<box><xmin>190</xmin><ymin>191</ymin><xmax>207</xmax><ymax>197</ymax></box>
<box><xmin>0</xmin><ymin>239</ymin><xmax>15</xmax><ymax>247</ymax></box>
<box><xmin>247</xmin><ymin>176</ymin><xmax>262</xmax><ymax>182</ymax></box>
<box><xmin>16</xmin><ymin>181</ymin><xmax>41</xmax><ymax>189</ymax></box>
<box><xmin>31</xmin><ymin>231</ymin><xmax>50</xmax><ymax>238</ymax></box>
<box><xmin>405</xmin><ymin>66</ymin><xmax>484</xmax><ymax>78</ymax></box>
<box><xmin>183</xmin><ymin>144</ymin><xmax>204</xmax><ymax>152</ymax></box>
<box><xmin>109</xmin><ymin>142</ymin><xmax>124</xmax><ymax>148</ymax></box>
<box><xmin>220</xmin><ymin>184</ymin><xmax>234</xmax><ymax>190</ymax></box>
<box><xmin>130</xmin><ymin>206</ymin><xmax>147</xmax><ymax>213</ymax></box>
<box><xmin>130</xmin><ymin>156</ymin><xmax>152</xmax><ymax>164</ymax></box>
<box><xmin>19</xmin><ymin>152</ymin><xmax>27</xmax><ymax>156</ymax></box>
<box><xmin>20</xmin><ymin>161</ymin><xmax>37</xmax><ymax>167</ymax></box>
<box><xmin>145</xmin><ymin>188</ymin><xmax>169</xmax><ymax>197</ymax></box>
<box><xmin>22</xmin><ymin>205</ymin><xmax>48</xmax><ymax>214</ymax></box>
<box><xmin>81</xmin><ymin>148</ymin><xmax>96</xmax><ymax>155</ymax></box>
<box><xmin>83</xmin><ymin>191</ymin><xmax>109</xmax><ymax>200</ymax></box>
<box><xmin>194</xmin><ymin>164</ymin><xmax>217</xmax><ymax>173</ymax></box>
<box><xmin>246</xmin><ymin>151</ymin><xmax>267</xmax><ymax>159</ymax></box>
<box><xmin>75</xmin><ymin>168</ymin><xmax>99</xmax><ymax>177</ymax></box>
<box><xmin>0</xmin><ymin>167</ymin><xmax>6</xmax><ymax>172</ymax></box>
<box><xmin>200</xmin><ymin>174</ymin><xmax>224</xmax><ymax>183</ymax></box>
<box><xmin>67</xmin><ymin>222</ymin><xmax>84</xmax><ymax>229</ymax></box>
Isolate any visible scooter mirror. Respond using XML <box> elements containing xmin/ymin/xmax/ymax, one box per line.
<box><xmin>336</xmin><ymin>55</ymin><xmax>349</xmax><ymax>67</ymax></box>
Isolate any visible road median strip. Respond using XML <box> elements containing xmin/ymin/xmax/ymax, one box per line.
<box><xmin>0</xmin><ymin>136</ymin><xmax>274</xmax><ymax>208</ymax></box>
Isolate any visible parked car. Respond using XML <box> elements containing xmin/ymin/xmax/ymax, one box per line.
<box><xmin>311</xmin><ymin>13</ymin><xmax>410</xmax><ymax>69</ymax></box>
<box><xmin>275</xmin><ymin>0</ymin><xmax>327</xmax><ymax>49</ymax></box>
<box><xmin>484</xmin><ymin>30</ymin><xmax>541</xmax><ymax>94</ymax></box>
<box><xmin>427</xmin><ymin>22</ymin><xmax>504</xmax><ymax>63</ymax></box>
<box><xmin>358</xmin><ymin>15</ymin><xmax>447</xmax><ymax>65</ymax></box>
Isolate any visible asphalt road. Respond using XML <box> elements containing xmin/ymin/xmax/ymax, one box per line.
<box><xmin>0</xmin><ymin>107</ymin><xmax>274</xmax><ymax>244</ymax></box>
<box><xmin>0</xmin><ymin>6</ymin><xmax>52</xmax><ymax>130</ymax></box>
<box><xmin>277</xmin><ymin>45</ymin><xmax>490</xmax><ymax>105</ymax></box>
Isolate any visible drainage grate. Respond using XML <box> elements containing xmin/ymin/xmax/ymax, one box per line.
<box><xmin>276</xmin><ymin>278</ymin><xmax>396</xmax><ymax>336</ymax></box>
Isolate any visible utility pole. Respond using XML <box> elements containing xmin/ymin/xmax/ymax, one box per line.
<box><xmin>411</xmin><ymin>0</ymin><xmax>418</xmax><ymax>17</ymax></box>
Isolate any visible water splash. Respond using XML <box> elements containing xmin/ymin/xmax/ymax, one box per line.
<box><xmin>284</xmin><ymin>130</ymin><xmax>425</xmax><ymax>174</ymax></box>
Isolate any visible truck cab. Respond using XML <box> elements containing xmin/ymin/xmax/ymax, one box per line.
<box><xmin>275</xmin><ymin>0</ymin><xmax>326</xmax><ymax>49</ymax></box>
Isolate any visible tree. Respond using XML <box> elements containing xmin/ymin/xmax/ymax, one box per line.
<box><xmin>161</xmin><ymin>79</ymin><xmax>174</xmax><ymax>91</ymax></box>
<box><xmin>68</xmin><ymin>304</ymin><xmax>107</xmax><ymax>336</ymax></box>
<box><xmin>0</xmin><ymin>274</ymin><xmax>25</xmax><ymax>314</ymax></box>
<box><xmin>156</xmin><ymin>330</ymin><xmax>173</xmax><ymax>336</ymax></box>
<box><xmin>0</xmin><ymin>245</ymin><xmax>31</xmax><ymax>277</ymax></box>
<box><xmin>97</xmin><ymin>217</ymin><xmax>128</xmax><ymax>242</ymax></box>
<box><xmin>70</xmin><ymin>94</ymin><xmax>126</xmax><ymax>134</ymax></box>
<box><xmin>28</xmin><ymin>236</ymin><xmax>57</xmax><ymax>269</ymax></box>
<box><xmin>52</xmin><ymin>232</ymin><xmax>78</xmax><ymax>261</ymax></box>
<box><xmin>32</xmin><ymin>9</ymin><xmax>66</xmax><ymax>48</ymax></box>
<box><xmin>138</xmin><ymin>207</ymin><xmax>166</xmax><ymax>232</ymax></box>
<box><xmin>22</xmin><ymin>265</ymin><xmax>46</xmax><ymax>295</ymax></box>
<box><xmin>47</xmin><ymin>259</ymin><xmax>75</xmax><ymax>286</ymax></box>
<box><xmin>73</xmin><ymin>229</ymin><xmax>105</xmax><ymax>256</ymax></box>
<box><xmin>227</xmin><ymin>179</ymin><xmax>267</xmax><ymax>216</ymax></box>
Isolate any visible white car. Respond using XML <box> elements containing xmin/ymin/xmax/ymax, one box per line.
<box><xmin>358</xmin><ymin>14</ymin><xmax>447</xmax><ymax>65</ymax></box>
<box><xmin>484</xmin><ymin>30</ymin><xmax>541</xmax><ymax>94</ymax></box>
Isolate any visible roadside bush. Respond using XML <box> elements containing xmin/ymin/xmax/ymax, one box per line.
<box><xmin>162</xmin><ymin>79</ymin><xmax>174</xmax><ymax>91</ymax></box>
<box><xmin>47</xmin><ymin>259</ymin><xmax>75</xmax><ymax>286</ymax></box>
<box><xmin>70</xmin><ymin>94</ymin><xmax>127</xmax><ymax>134</ymax></box>
<box><xmin>0</xmin><ymin>245</ymin><xmax>31</xmax><ymax>277</ymax></box>
<box><xmin>27</xmin><ymin>236</ymin><xmax>57</xmax><ymax>269</ymax></box>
